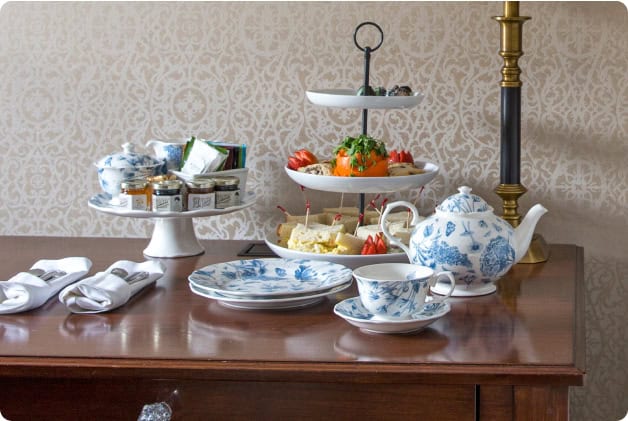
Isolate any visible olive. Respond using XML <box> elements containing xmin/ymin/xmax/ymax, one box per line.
<box><xmin>356</xmin><ymin>85</ymin><xmax>376</xmax><ymax>96</ymax></box>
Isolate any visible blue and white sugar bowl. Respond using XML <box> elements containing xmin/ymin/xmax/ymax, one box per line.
<box><xmin>95</xmin><ymin>142</ymin><xmax>165</xmax><ymax>202</ymax></box>
<box><xmin>381</xmin><ymin>186</ymin><xmax>547</xmax><ymax>297</ymax></box>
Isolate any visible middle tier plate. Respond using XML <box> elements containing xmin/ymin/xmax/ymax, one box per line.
<box><xmin>284</xmin><ymin>160</ymin><xmax>438</xmax><ymax>193</ymax></box>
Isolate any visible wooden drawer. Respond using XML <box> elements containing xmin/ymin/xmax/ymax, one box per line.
<box><xmin>0</xmin><ymin>378</ymin><xmax>476</xmax><ymax>420</ymax></box>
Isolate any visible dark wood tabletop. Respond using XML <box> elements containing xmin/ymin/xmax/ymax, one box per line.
<box><xmin>0</xmin><ymin>236</ymin><xmax>585</xmax><ymax>420</ymax></box>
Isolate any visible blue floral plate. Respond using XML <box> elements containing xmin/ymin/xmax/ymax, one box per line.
<box><xmin>188</xmin><ymin>258</ymin><xmax>352</xmax><ymax>298</ymax></box>
<box><xmin>334</xmin><ymin>297</ymin><xmax>450</xmax><ymax>334</ymax></box>
<box><xmin>190</xmin><ymin>282</ymin><xmax>351</xmax><ymax>310</ymax></box>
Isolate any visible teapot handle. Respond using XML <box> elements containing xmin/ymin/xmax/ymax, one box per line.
<box><xmin>380</xmin><ymin>201</ymin><xmax>421</xmax><ymax>260</ymax></box>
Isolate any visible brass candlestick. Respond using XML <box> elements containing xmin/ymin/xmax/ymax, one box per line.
<box><xmin>493</xmin><ymin>1</ymin><xmax>548</xmax><ymax>263</ymax></box>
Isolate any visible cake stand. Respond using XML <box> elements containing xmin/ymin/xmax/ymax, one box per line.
<box><xmin>88</xmin><ymin>192</ymin><xmax>256</xmax><ymax>258</ymax></box>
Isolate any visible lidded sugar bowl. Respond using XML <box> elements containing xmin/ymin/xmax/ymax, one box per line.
<box><xmin>381</xmin><ymin>186</ymin><xmax>547</xmax><ymax>297</ymax></box>
<box><xmin>95</xmin><ymin>142</ymin><xmax>164</xmax><ymax>202</ymax></box>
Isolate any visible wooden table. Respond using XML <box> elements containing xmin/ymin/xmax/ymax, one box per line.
<box><xmin>0</xmin><ymin>236</ymin><xmax>584</xmax><ymax>420</ymax></box>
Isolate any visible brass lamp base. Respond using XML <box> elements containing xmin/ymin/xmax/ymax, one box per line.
<box><xmin>494</xmin><ymin>183</ymin><xmax>549</xmax><ymax>264</ymax></box>
<box><xmin>517</xmin><ymin>233</ymin><xmax>550</xmax><ymax>264</ymax></box>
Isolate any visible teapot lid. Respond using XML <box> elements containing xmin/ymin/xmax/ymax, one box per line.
<box><xmin>437</xmin><ymin>186</ymin><xmax>491</xmax><ymax>213</ymax></box>
<box><xmin>95</xmin><ymin>142</ymin><xmax>161</xmax><ymax>169</ymax></box>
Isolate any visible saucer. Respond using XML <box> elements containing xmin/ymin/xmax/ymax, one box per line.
<box><xmin>333</xmin><ymin>297</ymin><xmax>450</xmax><ymax>334</ymax></box>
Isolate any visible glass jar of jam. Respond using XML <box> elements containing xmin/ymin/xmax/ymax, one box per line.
<box><xmin>151</xmin><ymin>180</ymin><xmax>183</xmax><ymax>212</ymax></box>
<box><xmin>214</xmin><ymin>176</ymin><xmax>240</xmax><ymax>209</ymax></box>
<box><xmin>186</xmin><ymin>179</ymin><xmax>215</xmax><ymax>211</ymax></box>
<box><xmin>119</xmin><ymin>180</ymin><xmax>150</xmax><ymax>210</ymax></box>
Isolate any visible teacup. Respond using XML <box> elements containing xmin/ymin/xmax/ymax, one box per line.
<box><xmin>353</xmin><ymin>263</ymin><xmax>455</xmax><ymax>320</ymax></box>
<box><xmin>146</xmin><ymin>139</ymin><xmax>187</xmax><ymax>171</ymax></box>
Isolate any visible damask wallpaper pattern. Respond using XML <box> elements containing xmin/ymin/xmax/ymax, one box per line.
<box><xmin>0</xmin><ymin>2</ymin><xmax>626</xmax><ymax>419</ymax></box>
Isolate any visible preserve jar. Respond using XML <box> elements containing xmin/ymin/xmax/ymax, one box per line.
<box><xmin>119</xmin><ymin>180</ymin><xmax>150</xmax><ymax>210</ymax></box>
<box><xmin>151</xmin><ymin>180</ymin><xmax>183</xmax><ymax>212</ymax></box>
<box><xmin>214</xmin><ymin>176</ymin><xmax>240</xmax><ymax>209</ymax></box>
<box><xmin>186</xmin><ymin>179</ymin><xmax>215</xmax><ymax>211</ymax></box>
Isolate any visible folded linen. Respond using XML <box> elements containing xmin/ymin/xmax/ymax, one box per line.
<box><xmin>59</xmin><ymin>260</ymin><xmax>165</xmax><ymax>314</ymax></box>
<box><xmin>0</xmin><ymin>257</ymin><xmax>92</xmax><ymax>314</ymax></box>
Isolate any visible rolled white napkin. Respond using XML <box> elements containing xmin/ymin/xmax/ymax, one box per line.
<box><xmin>59</xmin><ymin>260</ymin><xmax>165</xmax><ymax>314</ymax></box>
<box><xmin>0</xmin><ymin>257</ymin><xmax>92</xmax><ymax>315</ymax></box>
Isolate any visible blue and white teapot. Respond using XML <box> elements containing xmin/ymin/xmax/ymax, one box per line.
<box><xmin>381</xmin><ymin>186</ymin><xmax>547</xmax><ymax>297</ymax></box>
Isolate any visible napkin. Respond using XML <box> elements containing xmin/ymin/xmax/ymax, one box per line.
<box><xmin>59</xmin><ymin>260</ymin><xmax>165</xmax><ymax>314</ymax></box>
<box><xmin>0</xmin><ymin>257</ymin><xmax>92</xmax><ymax>314</ymax></box>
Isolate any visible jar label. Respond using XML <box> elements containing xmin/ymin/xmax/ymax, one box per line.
<box><xmin>152</xmin><ymin>194</ymin><xmax>183</xmax><ymax>212</ymax></box>
<box><xmin>119</xmin><ymin>193</ymin><xmax>148</xmax><ymax>211</ymax></box>
<box><xmin>215</xmin><ymin>190</ymin><xmax>240</xmax><ymax>209</ymax></box>
<box><xmin>188</xmin><ymin>193</ymin><xmax>215</xmax><ymax>210</ymax></box>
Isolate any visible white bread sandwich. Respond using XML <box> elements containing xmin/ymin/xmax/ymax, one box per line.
<box><xmin>287</xmin><ymin>223</ymin><xmax>346</xmax><ymax>254</ymax></box>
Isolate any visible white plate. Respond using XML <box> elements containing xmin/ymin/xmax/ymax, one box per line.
<box><xmin>188</xmin><ymin>258</ymin><xmax>352</xmax><ymax>298</ymax></box>
<box><xmin>333</xmin><ymin>297</ymin><xmax>450</xmax><ymax>334</ymax></box>
<box><xmin>306</xmin><ymin>89</ymin><xmax>424</xmax><ymax>109</ymax></box>
<box><xmin>264</xmin><ymin>233</ymin><xmax>409</xmax><ymax>270</ymax></box>
<box><xmin>284</xmin><ymin>161</ymin><xmax>438</xmax><ymax>193</ymax></box>
<box><xmin>189</xmin><ymin>282</ymin><xmax>351</xmax><ymax>310</ymax></box>
<box><xmin>88</xmin><ymin>191</ymin><xmax>255</xmax><ymax>218</ymax></box>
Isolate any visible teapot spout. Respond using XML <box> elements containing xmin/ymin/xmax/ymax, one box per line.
<box><xmin>513</xmin><ymin>204</ymin><xmax>548</xmax><ymax>263</ymax></box>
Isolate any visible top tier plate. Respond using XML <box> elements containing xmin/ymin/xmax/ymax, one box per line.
<box><xmin>306</xmin><ymin>89</ymin><xmax>424</xmax><ymax>109</ymax></box>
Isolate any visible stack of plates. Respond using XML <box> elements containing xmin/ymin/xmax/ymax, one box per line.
<box><xmin>188</xmin><ymin>258</ymin><xmax>353</xmax><ymax>310</ymax></box>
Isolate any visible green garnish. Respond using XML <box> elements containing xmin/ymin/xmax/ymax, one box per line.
<box><xmin>332</xmin><ymin>134</ymin><xmax>388</xmax><ymax>172</ymax></box>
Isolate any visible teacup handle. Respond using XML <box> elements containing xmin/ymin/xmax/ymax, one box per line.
<box><xmin>380</xmin><ymin>201</ymin><xmax>421</xmax><ymax>258</ymax></box>
<box><xmin>430</xmin><ymin>271</ymin><xmax>456</xmax><ymax>302</ymax></box>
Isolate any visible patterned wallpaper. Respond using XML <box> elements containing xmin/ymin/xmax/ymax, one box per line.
<box><xmin>0</xmin><ymin>1</ymin><xmax>626</xmax><ymax>419</ymax></box>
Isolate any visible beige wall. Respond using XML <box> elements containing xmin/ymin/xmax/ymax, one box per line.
<box><xmin>1</xmin><ymin>2</ymin><xmax>626</xmax><ymax>419</ymax></box>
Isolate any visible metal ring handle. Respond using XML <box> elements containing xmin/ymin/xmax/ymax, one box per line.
<box><xmin>353</xmin><ymin>21</ymin><xmax>384</xmax><ymax>52</ymax></box>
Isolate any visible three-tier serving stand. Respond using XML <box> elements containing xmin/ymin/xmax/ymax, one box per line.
<box><xmin>285</xmin><ymin>22</ymin><xmax>437</xmax><ymax>220</ymax></box>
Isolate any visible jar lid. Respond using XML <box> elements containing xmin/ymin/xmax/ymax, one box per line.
<box><xmin>95</xmin><ymin>142</ymin><xmax>162</xmax><ymax>169</ymax></box>
<box><xmin>436</xmin><ymin>186</ymin><xmax>491</xmax><ymax>213</ymax></box>
<box><xmin>121</xmin><ymin>180</ymin><xmax>148</xmax><ymax>190</ymax></box>
<box><xmin>152</xmin><ymin>180</ymin><xmax>183</xmax><ymax>191</ymax></box>
<box><xmin>187</xmin><ymin>179</ymin><xmax>215</xmax><ymax>189</ymax></box>
<box><xmin>213</xmin><ymin>176</ymin><xmax>240</xmax><ymax>186</ymax></box>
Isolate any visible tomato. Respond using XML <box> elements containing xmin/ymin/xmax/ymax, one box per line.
<box><xmin>287</xmin><ymin>149</ymin><xmax>318</xmax><ymax>170</ymax></box>
<box><xmin>332</xmin><ymin>134</ymin><xmax>389</xmax><ymax>177</ymax></box>
<box><xmin>388</xmin><ymin>149</ymin><xmax>414</xmax><ymax>164</ymax></box>
<box><xmin>361</xmin><ymin>234</ymin><xmax>387</xmax><ymax>255</ymax></box>
<box><xmin>374</xmin><ymin>233</ymin><xmax>387</xmax><ymax>254</ymax></box>
<box><xmin>333</xmin><ymin>149</ymin><xmax>388</xmax><ymax>177</ymax></box>
<box><xmin>294</xmin><ymin>149</ymin><xmax>318</xmax><ymax>166</ymax></box>
<box><xmin>287</xmin><ymin>156</ymin><xmax>305</xmax><ymax>170</ymax></box>
<box><xmin>360</xmin><ymin>235</ymin><xmax>377</xmax><ymax>255</ymax></box>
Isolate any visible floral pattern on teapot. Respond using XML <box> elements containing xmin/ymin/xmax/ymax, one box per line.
<box><xmin>380</xmin><ymin>186</ymin><xmax>547</xmax><ymax>296</ymax></box>
<box><xmin>411</xmin><ymin>215</ymin><xmax>515</xmax><ymax>285</ymax></box>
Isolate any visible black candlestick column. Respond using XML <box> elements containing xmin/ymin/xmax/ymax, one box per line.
<box><xmin>500</xmin><ymin>87</ymin><xmax>521</xmax><ymax>184</ymax></box>
<box><xmin>493</xmin><ymin>2</ymin><xmax>548</xmax><ymax>263</ymax></box>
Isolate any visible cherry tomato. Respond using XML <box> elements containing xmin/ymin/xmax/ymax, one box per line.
<box><xmin>360</xmin><ymin>235</ymin><xmax>376</xmax><ymax>255</ymax></box>
<box><xmin>287</xmin><ymin>149</ymin><xmax>318</xmax><ymax>170</ymax></box>
<box><xmin>388</xmin><ymin>149</ymin><xmax>414</xmax><ymax>164</ymax></box>
<box><xmin>294</xmin><ymin>149</ymin><xmax>318</xmax><ymax>166</ymax></box>
<box><xmin>374</xmin><ymin>233</ymin><xmax>387</xmax><ymax>254</ymax></box>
